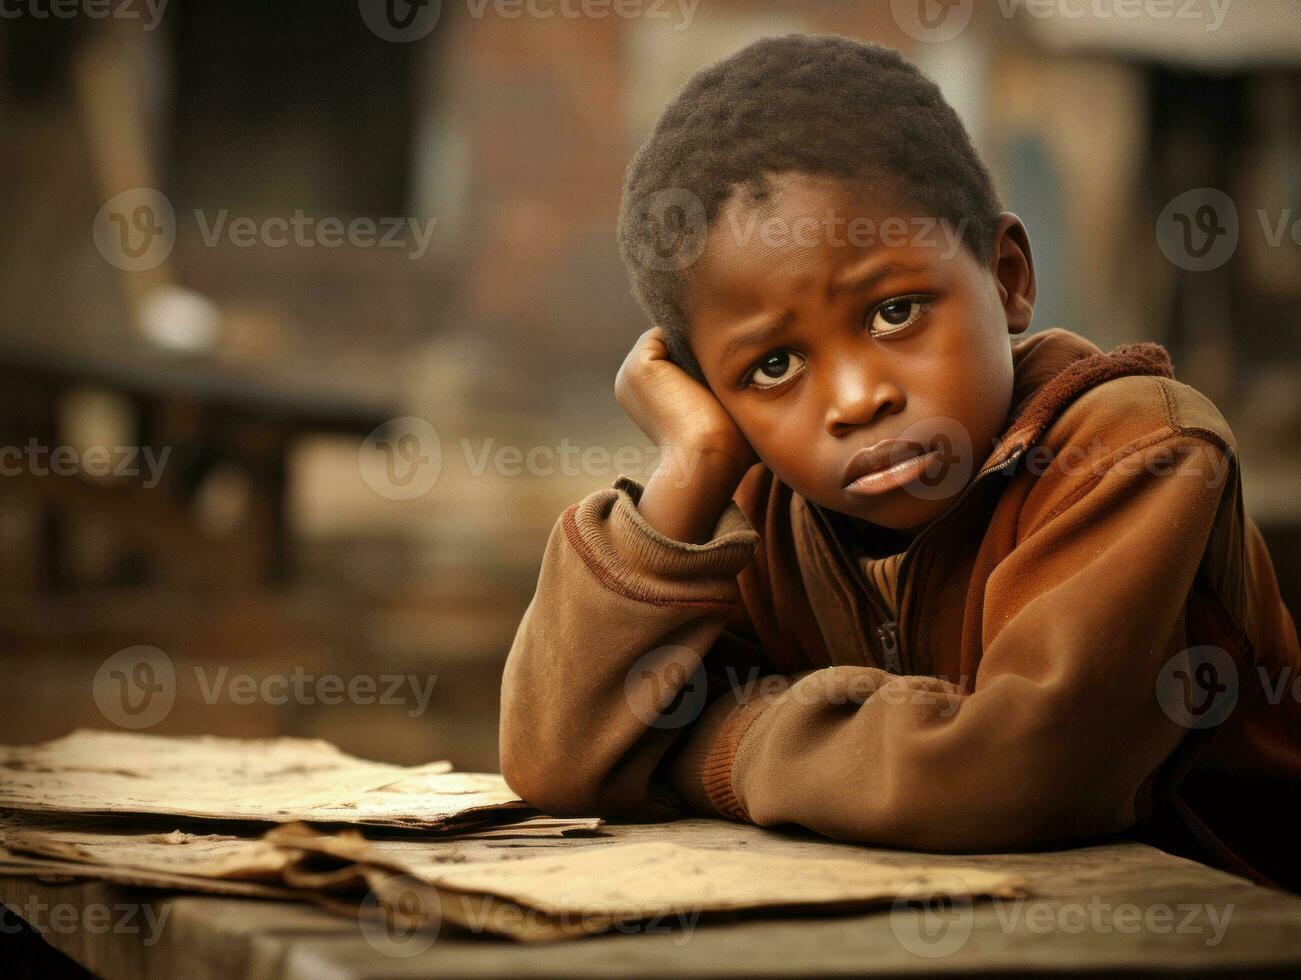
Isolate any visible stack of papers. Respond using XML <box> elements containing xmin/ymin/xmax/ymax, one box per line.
<box><xmin>0</xmin><ymin>730</ymin><xmax>1027</xmax><ymax>942</ymax></box>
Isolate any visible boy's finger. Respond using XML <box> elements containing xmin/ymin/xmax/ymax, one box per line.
<box><xmin>640</xmin><ymin>327</ymin><xmax>672</xmax><ymax>360</ymax></box>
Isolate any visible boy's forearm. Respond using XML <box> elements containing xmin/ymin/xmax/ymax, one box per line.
<box><xmin>499</xmin><ymin>477</ymin><xmax>761</xmax><ymax>819</ymax></box>
<box><xmin>637</xmin><ymin>445</ymin><xmax>752</xmax><ymax>545</ymax></box>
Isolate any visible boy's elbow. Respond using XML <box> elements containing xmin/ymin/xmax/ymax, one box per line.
<box><xmin>498</xmin><ymin>720</ymin><xmax>601</xmax><ymax>817</ymax></box>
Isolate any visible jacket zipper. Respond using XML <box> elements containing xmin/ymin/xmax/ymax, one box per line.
<box><xmin>890</xmin><ymin>447</ymin><xmax>1027</xmax><ymax>668</ymax></box>
<box><xmin>807</xmin><ymin>502</ymin><xmax>905</xmax><ymax>671</ymax></box>
<box><xmin>810</xmin><ymin>446</ymin><xmax>1026</xmax><ymax>674</ymax></box>
<box><xmin>875</xmin><ymin>621</ymin><xmax>903</xmax><ymax>674</ymax></box>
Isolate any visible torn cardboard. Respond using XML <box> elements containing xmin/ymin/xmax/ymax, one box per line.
<box><xmin>0</xmin><ymin>729</ymin><xmax>529</xmax><ymax>829</ymax></box>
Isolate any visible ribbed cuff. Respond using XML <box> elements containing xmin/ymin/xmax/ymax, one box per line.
<box><xmin>561</xmin><ymin>476</ymin><xmax>760</xmax><ymax>606</ymax></box>
<box><xmin>669</xmin><ymin>680</ymin><xmax>789</xmax><ymax>821</ymax></box>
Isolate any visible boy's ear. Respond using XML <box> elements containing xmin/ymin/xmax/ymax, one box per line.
<box><xmin>990</xmin><ymin>213</ymin><xmax>1035</xmax><ymax>336</ymax></box>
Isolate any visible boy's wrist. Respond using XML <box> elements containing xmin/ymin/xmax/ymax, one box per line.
<box><xmin>662</xmin><ymin>441</ymin><xmax>753</xmax><ymax>486</ymax></box>
<box><xmin>637</xmin><ymin>443</ymin><xmax>751</xmax><ymax>545</ymax></box>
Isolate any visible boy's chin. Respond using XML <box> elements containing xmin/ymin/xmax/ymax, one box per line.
<box><xmin>815</xmin><ymin>490</ymin><xmax>958</xmax><ymax>535</ymax></box>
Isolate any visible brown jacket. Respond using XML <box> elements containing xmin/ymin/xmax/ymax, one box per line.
<box><xmin>500</xmin><ymin>327</ymin><xmax>1301</xmax><ymax>891</ymax></box>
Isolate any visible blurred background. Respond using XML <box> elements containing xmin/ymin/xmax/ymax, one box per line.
<box><xmin>1</xmin><ymin>0</ymin><xmax>1297</xmax><ymax>770</ymax></box>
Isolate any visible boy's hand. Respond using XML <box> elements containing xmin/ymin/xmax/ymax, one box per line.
<box><xmin>615</xmin><ymin>328</ymin><xmax>756</xmax><ymax>544</ymax></box>
<box><xmin>615</xmin><ymin>327</ymin><xmax>754</xmax><ymax>469</ymax></box>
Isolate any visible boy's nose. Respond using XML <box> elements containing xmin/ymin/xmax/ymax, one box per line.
<box><xmin>823</xmin><ymin>361</ymin><xmax>905</xmax><ymax>436</ymax></box>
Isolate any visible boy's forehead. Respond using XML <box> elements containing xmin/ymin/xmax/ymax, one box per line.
<box><xmin>687</xmin><ymin>173</ymin><xmax>937</xmax><ymax>311</ymax></box>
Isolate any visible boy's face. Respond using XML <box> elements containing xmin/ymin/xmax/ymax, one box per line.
<box><xmin>683</xmin><ymin>172</ymin><xmax>1034</xmax><ymax>532</ymax></box>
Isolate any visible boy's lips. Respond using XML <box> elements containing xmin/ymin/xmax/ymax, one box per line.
<box><xmin>841</xmin><ymin>439</ymin><xmax>939</xmax><ymax>497</ymax></box>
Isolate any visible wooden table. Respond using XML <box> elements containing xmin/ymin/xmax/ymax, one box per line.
<box><xmin>4</xmin><ymin>817</ymin><xmax>1301</xmax><ymax>978</ymax></box>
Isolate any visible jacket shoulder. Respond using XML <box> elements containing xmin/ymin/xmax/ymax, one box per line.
<box><xmin>1009</xmin><ymin>375</ymin><xmax>1237</xmax><ymax>538</ymax></box>
<box><xmin>1035</xmin><ymin>374</ymin><xmax>1237</xmax><ymax>459</ymax></box>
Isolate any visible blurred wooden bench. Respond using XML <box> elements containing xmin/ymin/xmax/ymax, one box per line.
<box><xmin>0</xmin><ymin>341</ymin><xmax>392</xmax><ymax>590</ymax></box>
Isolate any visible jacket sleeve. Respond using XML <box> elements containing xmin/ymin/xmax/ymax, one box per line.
<box><xmin>668</xmin><ymin>434</ymin><xmax>1234</xmax><ymax>852</ymax></box>
<box><xmin>498</xmin><ymin>474</ymin><xmax>766</xmax><ymax>820</ymax></box>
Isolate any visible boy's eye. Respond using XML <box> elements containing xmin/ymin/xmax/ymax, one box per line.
<box><xmin>746</xmin><ymin>350</ymin><xmax>806</xmax><ymax>390</ymax></box>
<box><xmin>869</xmin><ymin>296</ymin><xmax>929</xmax><ymax>335</ymax></box>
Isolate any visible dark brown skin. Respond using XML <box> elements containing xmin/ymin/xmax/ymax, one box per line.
<box><xmin>615</xmin><ymin>172</ymin><xmax>1036</xmax><ymax>544</ymax></box>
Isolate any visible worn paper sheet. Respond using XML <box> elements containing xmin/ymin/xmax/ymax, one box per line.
<box><xmin>0</xmin><ymin>852</ymin><xmax>302</xmax><ymax>900</ymax></box>
<box><xmin>269</xmin><ymin>826</ymin><xmax>1029</xmax><ymax>941</ymax></box>
<box><xmin>402</xmin><ymin>840</ymin><xmax>1025</xmax><ymax>916</ymax></box>
<box><xmin>0</xmin><ymin>813</ymin><xmax>604</xmax><ymax>884</ymax></box>
<box><xmin>0</xmin><ymin>819</ymin><xmax>293</xmax><ymax>880</ymax></box>
<box><xmin>0</xmin><ymin>730</ymin><xmax>529</xmax><ymax>829</ymax></box>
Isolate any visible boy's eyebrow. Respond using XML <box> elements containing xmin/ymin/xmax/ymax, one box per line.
<box><xmin>718</xmin><ymin>310</ymin><xmax>793</xmax><ymax>364</ymax></box>
<box><xmin>829</xmin><ymin>259</ymin><xmax>928</xmax><ymax>294</ymax></box>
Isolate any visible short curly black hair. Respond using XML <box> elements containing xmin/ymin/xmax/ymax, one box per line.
<box><xmin>616</xmin><ymin>33</ymin><xmax>1003</xmax><ymax>381</ymax></box>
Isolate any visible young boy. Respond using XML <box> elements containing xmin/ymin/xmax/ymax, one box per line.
<box><xmin>499</xmin><ymin>34</ymin><xmax>1301</xmax><ymax>891</ymax></box>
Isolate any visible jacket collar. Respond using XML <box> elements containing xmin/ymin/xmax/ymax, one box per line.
<box><xmin>980</xmin><ymin>327</ymin><xmax>1175</xmax><ymax>474</ymax></box>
